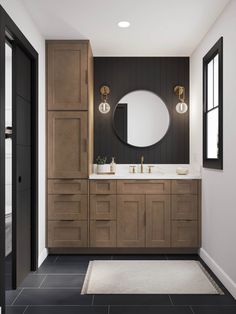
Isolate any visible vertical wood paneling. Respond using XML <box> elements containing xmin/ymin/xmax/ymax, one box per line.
<box><xmin>94</xmin><ymin>57</ymin><xmax>189</xmax><ymax>164</ymax></box>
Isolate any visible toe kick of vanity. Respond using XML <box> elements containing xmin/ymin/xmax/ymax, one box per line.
<box><xmin>47</xmin><ymin>179</ymin><xmax>201</xmax><ymax>253</ymax></box>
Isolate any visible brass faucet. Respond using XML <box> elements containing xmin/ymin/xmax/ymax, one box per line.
<box><xmin>140</xmin><ymin>156</ymin><xmax>144</xmax><ymax>173</ymax></box>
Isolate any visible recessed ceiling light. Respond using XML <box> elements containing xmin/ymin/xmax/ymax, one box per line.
<box><xmin>118</xmin><ymin>21</ymin><xmax>130</xmax><ymax>28</ymax></box>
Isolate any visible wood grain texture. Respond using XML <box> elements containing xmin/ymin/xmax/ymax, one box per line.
<box><xmin>171</xmin><ymin>195</ymin><xmax>198</xmax><ymax>220</ymax></box>
<box><xmin>48</xmin><ymin>179</ymin><xmax>88</xmax><ymax>194</ymax></box>
<box><xmin>90</xmin><ymin>180</ymin><xmax>117</xmax><ymax>194</ymax></box>
<box><xmin>47</xmin><ymin>111</ymin><xmax>88</xmax><ymax>178</ymax></box>
<box><xmin>94</xmin><ymin>57</ymin><xmax>189</xmax><ymax>163</ymax></box>
<box><xmin>146</xmin><ymin>195</ymin><xmax>171</xmax><ymax>247</ymax></box>
<box><xmin>48</xmin><ymin>194</ymin><xmax>88</xmax><ymax>220</ymax></box>
<box><xmin>117</xmin><ymin>195</ymin><xmax>145</xmax><ymax>247</ymax></box>
<box><xmin>171</xmin><ymin>220</ymin><xmax>198</xmax><ymax>247</ymax></box>
<box><xmin>48</xmin><ymin>221</ymin><xmax>88</xmax><ymax>247</ymax></box>
<box><xmin>90</xmin><ymin>220</ymin><xmax>116</xmax><ymax>247</ymax></box>
<box><xmin>117</xmin><ymin>180</ymin><xmax>170</xmax><ymax>194</ymax></box>
<box><xmin>47</xmin><ymin>41</ymin><xmax>88</xmax><ymax>110</ymax></box>
<box><xmin>90</xmin><ymin>195</ymin><xmax>116</xmax><ymax>220</ymax></box>
<box><xmin>171</xmin><ymin>180</ymin><xmax>198</xmax><ymax>194</ymax></box>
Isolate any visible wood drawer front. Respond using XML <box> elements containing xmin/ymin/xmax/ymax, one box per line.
<box><xmin>90</xmin><ymin>221</ymin><xmax>116</xmax><ymax>247</ymax></box>
<box><xmin>90</xmin><ymin>180</ymin><xmax>116</xmax><ymax>194</ymax></box>
<box><xmin>117</xmin><ymin>180</ymin><xmax>170</xmax><ymax>195</ymax></box>
<box><xmin>171</xmin><ymin>221</ymin><xmax>198</xmax><ymax>247</ymax></box>
<box><xmin>48</xmin><ymin>221</ymin><xmax>88</xmax><ymax>247</ymax></box>
<box><xmin>172</xmin><ymin>180</ymin><xmax>198</xmax><ymax>194</ymax></box>
<box><xmin>48</xmin><ymin>180</ymin><xmax>88</xmax><ymax>195</ymax></box>
<box><xmin>48</xmin><ymin>195</ymin><xmax>88</xmax><ymax>220</ymax></box>
<box><xmin>90</xmin><ymin>195</ymin><xmax>116</xmax><ymax>220</ymax></box>
<box><xmin>171</xmin><ymin>195</ymin><xmax>198</xmax><ymax>220</ymax></box>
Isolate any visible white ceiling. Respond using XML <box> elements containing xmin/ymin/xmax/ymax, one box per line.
<box><xmin>22</xmin><ymin>0</ymin><xmax>230</xmax><ymax>56</ymax></box>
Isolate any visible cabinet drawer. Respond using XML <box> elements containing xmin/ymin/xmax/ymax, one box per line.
<box><xmin>172</xmin><ymin>180</ymin><xmax>198</xmax><ymax>194</ymax></box>
<box><xmin>48</xmin><ymin>180</ymin><xmax>88</xmax><ymax>194</ymax></box>
<box><xmin>171</xmin><ymin>195</ymin><xmax>198</xmax><ymax>220</ymax></box>
<box><xmin>171</xmin><ymin>221</ymin><xmax>198</xmax><ymax>247</ymax></box>
<box><xmin>90</xmin><ymin>180</ymin><xmax>116</xmax><ymax>194</ymax></box>
<box><xmin>90</xmin><ymin>195</ymin><xmax>116</xmax><ymax>220</ymax></box>
<box><xmin>90</xmin><ymin>220</ymin><xmax>116</xmax><ymax>247</ymax></box>
<box><xmin>48</xmin><ymin>221</ymin><xmax>88</xmax><ymax>247</ymax></box>
<box><xmin>48</xmin><ymin>195</ymin><xmax>88</xmax><ymax>220</ymax></box>
<box><xmin>117</xmin><ymin>180</ymin><xmax>170</xmax><ymax>194</ymax></box>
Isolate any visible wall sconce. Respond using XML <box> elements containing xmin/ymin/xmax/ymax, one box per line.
<box><xmin>174</xmin><ymin>85</ymin><xmax>188</xmax><ymax>114</ymax></box>
<box><xmin>99</xmin><ymin>85</ymin><xmax>111</xmax><ymax>114</ymax></box>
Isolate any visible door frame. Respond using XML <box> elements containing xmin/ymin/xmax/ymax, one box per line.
<box><xmin>0</xmin><ymin>5</ymin><xmax>38</xmax><ymax>310</ymax></box>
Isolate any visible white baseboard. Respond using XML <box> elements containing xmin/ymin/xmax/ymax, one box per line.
<box><xmin>38</xmin><ymin>248</ymin><xmax>48</xmax><ymax>267</ymax></box>
<box><xmin>200</xmin><ymin>248</ymin><xmax>236</xmax><ymax>299</ymax></box>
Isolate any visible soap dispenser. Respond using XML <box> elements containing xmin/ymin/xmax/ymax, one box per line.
<box><xmin>110</xmin><ymin>157</ymin><xmax>116</xmax><ymax>173</ymax></box>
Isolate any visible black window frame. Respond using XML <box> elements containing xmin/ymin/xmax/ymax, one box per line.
<box><xmin>203</xmin><ymin>37</ymin><xmax>223</xmax><ymax>170</ymax></box>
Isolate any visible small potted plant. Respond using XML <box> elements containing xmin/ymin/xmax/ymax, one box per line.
<box><xmin>96</xmin><ymin>156</ymin><xmax>108</xmax><ymax>173</ymax></box>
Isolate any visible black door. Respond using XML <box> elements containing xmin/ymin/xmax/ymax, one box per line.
<box><xmin>12</xmin><ymin>45</ymin><xmax>32</xmax><ymax>287</ymax></box>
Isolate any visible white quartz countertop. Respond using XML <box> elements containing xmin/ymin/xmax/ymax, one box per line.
<box><xmin>89</xmin><ymin>173</ymin><xmax>201</xmax><ymax>180</ymax></box>
<box><xmin>90</xmin><ymin>164</ymin><xmax>202</xmax><ymax>180</ymax></box>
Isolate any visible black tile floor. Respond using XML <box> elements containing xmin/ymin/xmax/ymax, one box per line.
<box><xmin>5</xmin><ymin>254</ymin><xmax>236</xmax><ymax>314</ymax></box>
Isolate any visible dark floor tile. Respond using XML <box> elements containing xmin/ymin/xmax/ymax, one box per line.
<box><xmin>6</xmin><ymin>290</ymin><xmax>22</xmax><ymax>305</ymax></box>
<box><xmin>36</xmin><ymin>262</ymin><xmax>88</xmax><ymax>274</ymax></box>
<box><xmin>191</xmin><ymin>306</ymin><xmax>236</xmax><ymax>314</ymax></box>
<box><xmin>110</xmin><ymin>305</ymin><xmax>193</xmax><ymax>314</ymax></box>
<box><xmin>20</xmin><ymin>274</ymin><xmax>46</xmax><ymax>288</ymax></box>
<box><xmin>57</xmin><ymin>255</ymin><xmax>112</xmax><ymax>263</ymax></box>
<box><xmin>41</xmin><ymin>274</ymin><xmax>85</xmax><ymax>288</ymax></box>
<box><xmin>14</xmin><ymin>289</ymin><xmax>92</xmax><ymax>305</ymax></box>
<box><xmin>170</xmin><ymin>294</ymin><xmax>236</xmax><ymax>306</ymax></box>
<box><xmin>166</xmin><ymin>254</ymin><xmax>199</xmax><ymax>260</ymax></box>
<box><xmin>41</xmin><ymin>255</ymin><xmax>58</xmax><ymax>264</ymax></box>
<box><xmin>5</xmin><ymin>274</ymin><xmax>13</xmax><ymax>290</ymax></box>
<box><xmin>25</xmin><ymin>305</ymin><xmax>108</xmax><ymax>314</ymax></box>
<box><xmin>93</xmin><ymin>294</ymin><xmax>171</xmax><ymax>305</ymax></box>
<box><xmin>6</xmin><ymin>306</ymin><xmax>27</xmax><ymax>314</ymax></box>
<box><xmin>112</xmin><ymin>255</ymin><xmax>167</xmax><ymax>260</ymax></box>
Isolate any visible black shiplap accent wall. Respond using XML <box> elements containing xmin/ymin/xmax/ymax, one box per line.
<box><xmin>94</xmin><ymin>57</ymin><xmax>189</xmax><ymax>164</ymax></box>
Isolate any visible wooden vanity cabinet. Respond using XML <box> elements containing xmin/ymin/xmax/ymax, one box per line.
<box><xmin>90</xmin><ymin>179</ymin><xmax>200</xmax><ymax>250</ymax></box>
<box><xmin>46</xmin><ymin>40</ymin><xmax>93</xmax><ymax>249</ymax></box>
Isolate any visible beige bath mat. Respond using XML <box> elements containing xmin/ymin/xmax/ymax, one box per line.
<box><xmin>81</xmin><ymin>260</ymin><xmax>223</xmax><ymax>294</ymax></box>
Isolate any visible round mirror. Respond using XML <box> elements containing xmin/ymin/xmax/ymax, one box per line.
<box><xmin>113</xmin><ymin>90</ymin><xmax>170</xmax><ymax>147</ymax></box>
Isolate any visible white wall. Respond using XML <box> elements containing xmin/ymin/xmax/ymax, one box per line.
<box><xmin>0</xmin><ymin>0</ymin><xmax>46</xmax><ymax>266</ymax></box>
<box><xmin>190</xmin><ymin>0</ymin><xmax>236</xmax><ymax>298</ymax></box>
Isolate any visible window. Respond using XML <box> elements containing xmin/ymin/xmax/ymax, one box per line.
<box><xmin>203</xmin><ymin>37</ymin><xmax>223</xmax><ymax>169</ymax></box>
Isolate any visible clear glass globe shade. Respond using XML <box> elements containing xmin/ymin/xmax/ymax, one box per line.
<box><xmin>99</xmin><ymin>102</ymin><xmax>110</xmax><ymax>114</ymax></box>
<box><xmin>176</xmin><ymin>102</ymin><xmax>188</xmax><ymax>114</ymax></box>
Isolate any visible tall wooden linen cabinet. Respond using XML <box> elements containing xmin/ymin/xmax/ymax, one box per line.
<box><xmin>46</xmin><ymin>41</ymin><xmax>93</xmax><ymax>249</ymax></box>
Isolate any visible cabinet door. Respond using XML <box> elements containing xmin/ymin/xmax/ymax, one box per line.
<box><xmin>48</xmin><ymin>111</ymin><xmax>87</xmax><ymax>178</ymax></box>
<box><xmin>90</xmin><ymin>221</ymin><xmax>116</xmax><ymax>247</ymax></box>
<box><xmin>48</xmin><ymin>221</ymin><xmax>88</xmax><ymax>247</ymax></box>
<box><xmin>146</xmin><ymin>195</ymin><xmax>171</xmax><ymax>247</ymax></box>
<box><xmin>47</xmin><ymin>42</ymin><xmax>88</xmax><ymax>110</ymax></box>
<box><xmin>117</xmin><ymin>195</ymin><xmax>145</xmax><ymax>247</ymax></box>
<box><xmin>171</xmin><ymin>221</ymin><xmax>198</xmax><ymax>247</ymax></box>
